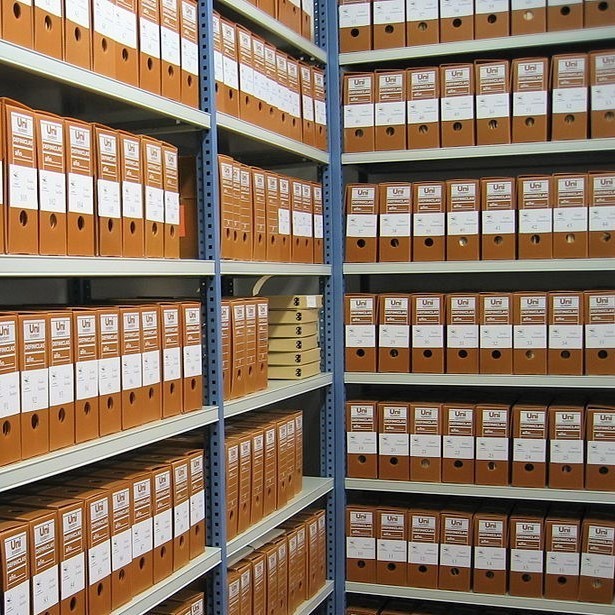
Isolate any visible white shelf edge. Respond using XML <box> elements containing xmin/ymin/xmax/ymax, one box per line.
<box><xmin>345</xmin><ymin>478</ymin><xmax>615</xmax><ymax>505</ymax></box>
<box><xmin>221</xmin><ymin>261</ymin><xmax>332</xmax><ymax>276</ymax></box>
<box><xmin>0</xmin><ymin>406</ymin><xmax>219</xmax><ymax>493</ymax></box>
<box><xmin>224</xmin><ymin>374</ymin><xmax>333</xmax><ymax>418</ymax></box>
<box><xmin>343</xmin><ymin>258</ymin><xmax>615</xmax><ymax>276</ymax></box>
<box><xmin>226</xmin><ymin>476</ymin><xmax>333</xmax><ymax>558</ymax></box>
<box><xmin>339</xmin><ymin>26</ymin><xmax>615</xmax><ymax>64</ymax></box>
<box><xmin>345</xmin><ymin>582</ymin><xmax>614</xmax><ymax>615</ymax></box>
<box><xmin>341</xmin><ymin>138</ymin><xmax>615</xmax><ymax>165</ymax></box>
<box><xmin>294</xmin><ymin>580</ymin><xmax>335</xmax><ymax>615</ymax></box>
<box><xmin>344</xmin><ymin>372</ymin><xmax>615</xmax><ymax>389</ymax></box>
<box><xmin>217</xmin><ymin>113</ymin><xmax>330</xmax><ymax>164</ymax></box>
<box><xmin>0</xmin><ymin>255</ymin><xmax>215</xmax><ymax>277</ymax></box>
<box><xmin>112</xmin><ymin>548</ymin><xmax>222</xmax><ymax>615</ymax></box>
<box><xmin>217</xmin><ymin>0</ymin><xmax>326</xmax><ymax>61</ymax></box>
<box><xmin>0</xmin><ymin>40</ymin><xmax>210</xmax><ymax>130</ymax></box>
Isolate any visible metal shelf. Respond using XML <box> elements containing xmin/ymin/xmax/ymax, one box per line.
<box><xmin>217</xmin><ymin>0</ymin><xmax>326</xmax><ymax>62</ymax></box>
<box><xmin>221</xmin><ymin>261</ymin><xmax>332</xmax><ymax>276</ymax></box>
<box><xmin>295</xmin><ymin>580</ymin><xmax>335</xmax><ymax>615</ymax></box>
<box><xmin>339</xmin><ymin>26</ymin><xmax>615</xmax><ymax>65</ymax></box>
<box><xmin>0</xmin><ymin>40</ymin><xmax>210</xmax><ymax>130</ymax></box>
<box><xmin>341</xmin><ymin>138</ymin><xmax>615</xmax><ymax>165</ymax></box>
<box><xmin>345</xmin><ymin>582</ymin><xmax>615</xmax><ymax>615</ymax></box>
<box><xmin>226</xmin><ymin>476</ymin><xmax>334</xmax><ymax>558</ymax></box>
<box><xmin>112</xmin><ymin>548</ymin><xmax>222</xmax><ymax>615</ymax></box>
<box><xmin>0</xmin><ymin>256</ymin><xmax>215</xmax><ymax>278</ymax></box>
<box><xmin>217</xmin><ymin>113</ymin><xmax>330</xmax><ymax>164</ymax></box>
<box><xmin>224</xmin><ymin>374</ymin><xmax>333</xmax><ymax>419</ymax></box>
<box><xmin>0</xmin><ymin>406</ymin><xmax>219</xmax><ymax>494</ymax></box>
<box><xmin>345</xmin><ymin>372</ymin><xmax>615</xmax><ymax>389</ymax></box>
<box><xmin>345</xmin><ymin>478</ymin><xmax>615</xmax><ymax>505</ymax></box>
<box><xmin>344</xmin><ymin>258</ymin><xmax>615</xmax><ymax>276</ymax></box>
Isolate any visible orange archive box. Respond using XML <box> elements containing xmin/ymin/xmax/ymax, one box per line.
<box><xmin>338</xmin><ymin>0</ymin><xmax>372</xmax><ymax>52</ymax></box>
<box><xmin>96</xmin><ymin>307</ymin><xmax>122</xmax><ymax>436</ymax></box>
<box><xmin>1</xmin><ymin>0</ymin><xmax>32</xmax><ymax>47</ymax></box>
<box><xmin>442</xmin><ymin>403</ymin><xmax>475</xmax><ymax>484</ymax></box>
<box><xmin>480</xmin><ymin>293</ymin><xmax>513</xmax><ymax>374</ymax></box>
<box><xmin>439</xmin><ymin>509</ymin><xmax>474</xmax><ymax>592</ymax></box>
<box><xmin>1</xmin><ymin>519</ymin><xmax>31</xmax><ymax>612</ymax></box>
<box><xmin>585</xmin><ymin>290</ymin><xmax>615</xmax><ymax>375</ymax></box>
<box><xmin>313</xmin><ymin>68</ymin><xmax>328</xmax><ymax>151</ymax></box>
<box><xmin>313</xmin><ymin>184</ymin><xmax>324</xmax><ymax>263</ymax></box>
<box><xmin>345</xmin><ymin>294</ymin><xmax>378</xmax><ymax>371</ymax></box>
<box><xmin>373</xmin><ymin>0</ymin><xmax>405</xmax><ymax>49</ymax></box>
<box><xmin>473</xmin><ymin>508</ymin><xmax>509</xmax><ymax>595</ymax></box>
<box><xmin>481</xmin><ymin>177</ymin><xmax>516</xmax><ymax>260</ymax></box>
<box><xmin>475</xmin><ymin>59</ymin><xmax>511</xmax><ymax>146</ymax></box>
<box><xmin>278</xmin><ymin>177</ymin><xmax>292</xmax><ymax>262</ymax></box>
<box><xmin>586</xmin><ymin>0</ymin><xmax>615</xmax><ymax>25</ymax></box>
<box><xmin>92</xmin><ymin>0</ymin><xmax>116</xmax><ymax>79</ymax></box>
<box><xmin>517</xmin><ymin>174</ymin><xmax>553</xmax><ymax>259</ymax></box>
<box><xmin>264</xmin><ymin>44</ymin><xmax>281</xmax><ymax>130</ymax></box>
<box><xmin>475</xmin><ymin>0</ymin><xmax>510</xmax><ymax>39</ymax></box>
<box><xmin>447</xmin><ymin>294</ymin><xmax>479</xmax><ymax>374</ymax></box>
<box><xmin>162</xmin><ymin>144</ymin><xmax>180</xmax><ymax>258</ymax></box>
<box><xmin>590</xmin><ymin>50</ymin><xmax>615</xmax><ymax>139</ymax></box>
<box><xmin>410</xmin><ymin>402</ymin><xmax>442</xmax><ymax>482</ymax></box>
<box><xmin>346</xmin><ymin>184</ymin><xmax>378</xmax><ymax>262</ymax></box>
<box><xmin>159</xmin><ymin>303</ymin><xmax>182</xmax><ymax>417</ymax></box>
<box><xmin>251</xmin><ymin>169</ymin><xmax>267</xmax><ymax>261</ymax></box>
<box><xmin>589</xmin><ymin>171</ymin><xmax>615</xmax><ymax>258</ymax></box>
<box><xmin>142</xmin><ymin>137</ymin><xmax>165</xmax><ymax>258</ymax></box>
<box><xmin>378</xmin><ymin>294</ymin><xmax>411</xmax><ymax>373</ymax></box>
<box><xmin>255</xmin><ymin>297</ymin><xmax>268</xmax><ymax>391</ymax></box>
<box><xmin>238</xmin><ymin>165</ymin><xmax>253</xmax><ymax>261</ymax></box>
<box><xmin>220</xmin><ymin>300</ymin><xmax>231</xmax><ymax>400</ymax></box>
<box><xmin>512</xmin><ymin>58</ymin><xmax>549</xmax><ymax>143</ymax></box>
<box><xmin>475</xmin><ymin>404</ymin><xmax>511</xmax><ymax>486</ymax></box>
<box><xmin>378</xmin><ymin>402</ymin><xmax>410</xmax><ymax>480</ymax></box>
<box><xmin>346</xmin><ymin>506</ymin><xmax>376</xmax><ymax>582</ymax></box>
<box><xmin>180</xmin><ymin>0</ymin><xmax>199</xmax><ymax>107</ymax></box>
<box><xmin>73</xmin><ymin>309</ymin><xmax>99</xmax><ymax>443</ymax></box>
<box><xmin>346</xmin><ymin>401</ymin><xmax>378</xmax><ymax>478</ymax></box>
<box><xmin>344</xmin><ymin>74</ymin><xmax>375</xmax><ymax>153</ymax></box>
<box><xmin>551</xmin><ymin>53</ymin><xmax>588</xmax><ymax>141</ymax></box>
<box><xmin>243</xmin><ymin>300</ymin><xmax>257</xmax><ymax>395</ymax></box>
<box><xmin>440</xmin><ymin>64</ymin><xmax>475</xmax><ymax>147</ymax></box>
<box><xmin>511</xmin><ymin>0</ymin><xmax>546</xmax><ymax>35</ymax></box>
<box><xmin>376</xmin><ymin>508</ymin><xmax>407</xmax><ymax>586</ymax></box>
<box><xmin>229</xmin><ymin>299</ymin><xmax>246</xmax><ymax>399</ymax></box>
<box><xmin>544</xmin><ymin>510</ymin><xmax>582</xmax><ymax>600</ymax></box>
<box><xmin>225</xmin><ymin>438</ymin><xmax>239</xmax><ymax>540</ymax></box>
<box><xmin>548</xmin><ymin>291</ymin><xmax>584</xmax><ymax>375</ymax></box>
<box><xmin>119</xmin><ymin>132</ymin><xmax>145</xmax><ymax>258</ymax></box>
<box><xmin>510</xmin><ymin>509</ymin><xmax>546</xmax><ymax>598</ymax></box>
<box><xmin>139</xmin><ymin>0</ymin><xmax>162</xmax><ymax>95</ymax></box>
<box><xmin>140</xmin><ymin>306</ymin><xmax>162</xmax><ymax>423</ymax></box>
<box><xmin>160</xmin><ymin>0</ymin><xmax>182</xmax><ymax>101</ymax></box>
<box><xmin>115</xmin><ymin>0</ymin><xmax>139</xmax><ymax>87</ymax></box>
<box><xmin>64</xmin><ymin>0</ymin><xmax>91</xmax><ymax>69</ymax></box>
<box><xmin>412</xmin><ymin>294</ymin><xmax>445</xmax><ymax>373</ymax></box>
<box><xmin>218</xmin><ymin>155</ymin><xmax>236</xmax><ymax>261</ymax></box>
<box><xmin>0</xmin><ymin>314</ymin><xmax>20</xmax><ymax>466</ymax></box>
<box><xmin>237</xmin><ymin>26</ymin><xmax>257</xmax><ymax>124</ymax></box>
<box><xmin>4</xmin><ymin>100</ymin><xmax>38</xmax><ymax>255</ymax></box>
<box><xmin>181</xmin><ymin>302</ymin><xmax>203</xmax><ymax>411</ymax></box>
<box><xmin>218</xmin><ymin>18</ymin><xmax>240</xmax><ymax>117</ymax></box>
<box><xmin>378</xmin><ymin>183</ymin><xmax>412</xmax><ymax>262</ymax></box>
<box><xmin>407</xmin><ymin>508</ymin><xmax>440</xmax><ymax>588</ymax></box>
<box><xmin>275</xmin><ymin>53</ymin><xmax>291</xmax><ymax>139</ymax></box>
<box><xmin>547</xmin><ymin>0</ymin><xmax>583</xmax><ymax>31</ymax></box>
<box><xmin>548</xmin><ymin>403</ymin><xmax>585</xmax><ymax>490</ymax></box>
<box><xmin>579</xmin><ymin>515</ymin><xmax>615</xmax><ymax>604</ymax></box>
<box><xmin>287</xmin><ymin>59</ymin><xmax>304</xmax><ymax>143</ymax></box>
<box><xmin>585</xmin><ymin>404</ymin><xmax>615</xmax><ymax>491</ymax></box>
<box><xmin>513</xmin><ymin>291</ymin><xmax>548</xmax><ymax>375</ymax></box>
<box><xmin>291</xmin><ymin>180</ymin><xmax>313</xmax><ymax>264</ymax></box>
<box><xmin>413</xmin><ymin>181</ymin><xmax>446</xmax><ymax>261</ymax></box>
<box><xmin>119</xmin><ymin>307</ymin><xmax>144</xmax><ymax>429</ymax></box>
<box><xmin>439</xmin><ymin>0</ymin><xmax>474</xmax><ymax>42</ymax></box>
<box><xmin>406</xmin><ymin>67</ymin><xmax>440</xmax><ymax>150</ymax></box>
<box><xmin>446</xmin><ymin>179</ymin><xmax>480</xmax><ymax>261</ymax></box>
<box><xmin>300</xmin><ymin>63</ymin><xmax>316</xmax><ymax>147</ymax></box>
<box><xmin>512</xmin><ymin>403</ymin><xmax>547</xmax><ymax>487</ymax></box>
<box><xmin>375</xmin><ymin>71</ymin><xmax>406</xmax><ymax>151</ymax></box>
<box><xmin>406</xmin><ymin>0</ymin><xmax>439</xmax><ymax>46</ymax></box>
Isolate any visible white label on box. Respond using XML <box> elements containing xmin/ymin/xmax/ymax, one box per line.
<box><xmin>140</xmin><ymin>17</ymin><xmax>161</xmax><ymax>58</ymax></box>
<box><xmin>550</xmin><ymin>440</ymin><xmax>583</xmax><ymax>464</ymax></box>
<box><xmin>154</xmin><ymin>510</ymin><xmax>173</xmax><ymax>547</ymax></box>
<box><xmin>66</xmin><ymin>0</ymin><xmax>89</xmax><ymax>27</ymax></box>
<box><xmin>475</xmin><ymin>546</ymin><xmax>507</xmax><ymax>570</ymax></box>
<box><xmin>380</xmin><ymin>324</ymin><xmax>410</xmax><ymax>348</ymax></box>
<box><xmin>553</xmin><ymin>87</ymin><xmax>587</xmax><ymax>114</ymax></box>
<box><xmin>548</xmin><ymin>0</ymin><xmax>581</xmax><ymax>4</ymax></box>
<box><xmin>411</xmin><ymin>434</ymin><xmax>441</xmax><ymax>458</ymax></box>
<box><xmin>76</xmin><ymin>358</ymin><xmax>98</xmax><ymax>400</ymax></box>
<box><xmin>376</xmin><ymin>101</ymin><xmax>406</xmax><ymax>126</ymax></box>
<box><xmin>339</xmin><ymin>2</ymin><xmax>371</xmax><ymax>27</ymax></box>
<box><xmin>0</xmin><ymin>371</ymin><xmax>20</xmax><ymax>419</ymax></box>
<box><xmin>163</xmin><ymin>346</ymin><xmax>181</xmax><ymax>382</ymax></box>
<box><xmin>348</xmin><ymin>432</ymin><xmax>377</xmax><ymax>454</ymax></box>
<box><xmin>33</xmin><ymin>565</ymin><xmax>59</xmax><ymax>615</ymax></box>
<box><xmin>9</xmin><ymin>164</ymin><xmax>38</xmax><ymax>210</ymax></box>
<box><xmin>408</xmin><ymin>98</ymin><xmax>439</xmax><ymax>125</ymax></box>
<box><xmin>182</xmin><ymin>38</ymin><xmax>199</xmax><ymax>77</ymax></box>
<box><xmin>519</xmin><ymin>208</ymin><xmax>552</xmax><ymax>234</ymax></box>
<box><xmin>511</xmin><ymin>549</ymin><xmax>544</xmax><ymax>573</ymax></box>
<box><xmin>447</xmin><ymin>210</ymin><xmax>479</xmax><ymax>236</ymax></box>
<box><xmin>39</xmin><ymin>169</ymin><xmax>66</xmax><ymax>214</ymax></box>
<box><xmin>480</xmin><ymin>324</ymin><xmax>513</xmax><ymax>348</ymax></box>
<box><xmin>191</xmin><ymin>490</ymin><xmax>206</xmax><ymax>525</ymax></box>
<box><xmin>553</xmin><ymin>206</ymin><xmax>587</xmax><ymax>233</ymax></box>
<box><xmin>347</xmin><ymin>214</ymin><xmax>377</xmax><ymax>238</ymax></box>
<box><xmin>49</xmin><ymin>363</ymin><xmax>74</xmax><ymax>406</ymax></box>
<box><xmin>476</xmin><ymin>0</ymin><xmax>508</xmax><ymax>12</ymax></box>
<box><xmin>145</xmin><ymin>186</ymin><xmax>164</xmax><ymax>223</ymax></box>
<box><xmin>122</xmin><ymin>181</ymin><xmax>143</xmax><ymax>220</ymax></box>
<box><xmin>514</xmin><ymin>91</ymin><xmax>547</xmax><ymax>117</ymax></box>
<box><xmin>142</xmin><ymin>349</ymin><xmax>161</xmax><ymax>386</ymax></box>
<box><xmin>443</xmin><ymin>435</ymin><xmax>474</xmax><ymax>460</ymax></box>
<box><xmin>381</xmin><ymin>213</ymin><xmax>411</xmax><ymax>237</ymax></box>
<box><xmin>346</xmin><ymin>325</ymin><xmax>376</xmax><ymax>348</ymax></box>
<box><xmin>183</xmin><ymin>344</ymin><xmax>203</xmax><ymax>378</ymax></box>
<box><xmin>581</xmin><ymin>553</ymin><xmax>615</xmax><ymax>579</ymax></box>
<box><xmin>377</xmin><ymin>539</ymin><xmax>407</xmax><ymax>562</ymax></box>
<box><xmin>346</xmin><ymin>537</ymin><xmax>375</xmax><ymax>560</ymax></box>
<box><xmin>122</xmin><ymin>353</ymin><xmax>142</xmax><ymax>390</ymax></box>
<box><xmin>88</xmin><ymin>541</ymin><xmax>111</xmax><ymax>585</ymax></box>
<box><xmin>302</xmin><ymin>95</ymin><xmax>315</xmax><ymax>121</ymax></box>
<box><xmin>239</xmin><ymin>62</ymin><xmax>254</xmax><ymax>96</ymax></box>
<box><xmin>21</xmin><ymin>367</ymin><xmax>48</xmax><ymax>413</ymax></box>
<box><xmin>344</xmin><ymin>103</ymin><xmax>374</xmax><ymax>128</ymax></box>
<box><xmin>97</xmin><ymin>179</ymin><xmax>121</xmax><ymax>219</ymax></box>
<box><xmin>132</xmin><ymin>518</ymin><xmax>153</xmax><ymax>557</ymax></box>
<box><xmin>161</xmin><ymin>26</ymin><xmax>181</xmax><ymax>65</ymax></box>
<box><xmin>441</xmin><ymin>95</ymin><xmax>474</xmax><ymax>122</ymax></box>
<box><xmin>379</xmin><ymin>433</ymin><xmax>409</xmax><ymax>456</ymax></box>
<box><xmin>547</xmin><ymin>551</ymin><xmax>579</xmax><ymax>576</ymax></box>
<box><xmin>315</xmin><ymin>99</ymin><xmax>327</xmax><ymax>126</ymax></box>
<box><xmin>116</xmin><ymin>4</ymin><xmax>137</xmax><ymax>48</ymax></box>
<box><xmin>174</xmin><ymin>500</ymin><xmax>190</xmax><ymax>537</ymax></box>
<box><xmin>586</xmin><ymin>323</ymin><xmax>615</xmax><ymax>349</ymax></box>
<box><xmin>68</xmin><ymin>173</ymin><xmax>94</xmax><ymax>215</ymax></box>
<box><xmin>476</xmin><ymin>436</ymin><xmax>509</xmax><ymax>460</ymax></box>
<box><xmin>373</xmin><ymin>0</ymin><xmax>405</xmax><ymax>23</ymax></box>
<box><xmin>222</xmin><ymin>55</ymin><xmax>239</xmax><ymax>90</ymax></box>
<box><xmin>592</xmin><ymin>84</ymin><xmax>615</xmax><ymax>112</ymax></box>
<box><xmin>414</xmin><ymin>212</ymin><xmax>445</xmax><ymax>237</ymax></box>
<box><xmin>512</xmin><ymin>0</ymin><xmax>545</xmax><ymax>7</ymax></box>
<box><xmin>448</xmin><ymin>324</ymin><xmax>479</xmax><ymax>349</ymax></box>
<box><xmin>98</xmin><ymin>356</ymin><xmax>120</xmax><ymax>395</ymax></box>
<box><xmin>278</xmin><ymin>207</ymin><xmax>291</xmax><ymax>236</ymax></box>
<box><xmin>440</xmin><ymin>0</ymin><xmax>473</xmax><ymax>17</ymax></box>
<box><xmin>93</xmin><ymin>0</ymin><xmax>113</xmax><ymax>36</ymax></box>
<box><xmin>314</xmin><ymin>213</ymin><xmax>324</xmax><ymax>239</ymax></box>
<box><xmin>590</xmin><ymin>205</ymin><xmax>615</xmax><ymax>231</ymax></box>
<box><xmin>4</xmin><ymin>579</ymin><xmax>29</xmax><ymax>615</ymax></box>
<box><xmin>549</xmin><ymin>324</ymin><xmax>583</xmax><ymax>350</ymax></box>
<box><xmin>62</xmin><ymin>552</ymin><xmax>85</xmax><ymax>598</ymax></box>
<box><xmin>587</xmin><ymin>440</ymin><xmax>615</xmax><ymax>465</ymax></box>
<box><xmin>409</xmin><ymin>542</ymin><xmax>438</xmax><ymax>565</ymax></box>
<box><xmin>412</xmin><ymin>324</ymin><xmax>443</xmax><ymax>348</ymax></box>
<box><xmin>514</xmin><ymin>324</ymin><xmax>547</xmax><ymax>349</ymax></box>
<box><xmin>440</xmin><ymin>544</ymin><xmax>471</xmax><ymax>568</ymax></box>
<box><xmin>406</xmin><ymin>0</ymin><xmax>438</xmax><ymax>20</ymax></box>
<box><xmin>476</xmin><ymin>93</ymin><xmax>510</xmax><ymax>119</ymax></box>
<box><xmin>292</xmin><ymin>211</ymin><xmax>312</xmax><ymax>238</ymax></box>
<box><xmin>112</xmin><ymin>528</ymin><xmax>132</xmax><ymax>571</ymax></box>
<box><xmin>165</xmin><ymin>190</ymin><xmax>180</xmax><ymax>226</ymax></box>
<box><xmin>513</xmin><ymin>437</ymin><xmax>546</xmax><ymax>462</ymax></box>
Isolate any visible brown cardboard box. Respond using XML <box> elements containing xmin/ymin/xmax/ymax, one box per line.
<box><xmin>585</xmin><ymin>0</ymin><xmax>615</xmax><ymax>25</ymax></box>
<box><xmin>376</xmin><ymin>508</ymin><xmax>407</xmax><ymax>586</ymax></box>
<box><xmin>548</xmin><ymin>403</ymin><xmax>585</xmax><ymax>489</ymax></box>
<box><xmin>162</xmin><ymin>144</ymin><xmax>180</xmax><ymax>259</ymax></box>
<box><xmin>248</xmin><ymin>426</ymin><xmax>265</xmax><ymax>525</ymax></box>
<box><xmin>480</xmin><ymin>293</ymin><xmax>513</xmax><ymax>374</ymax></box>
<box><xmin>579</xmin><ymin>515</ymin><xmax>615</xmax><ymax>603</ymax></box>
<box><xmin>412</xmin><ymin>294</ymin><xmax>445</xmax><ymax>373</ymax></box>
<box><xmin>276</xmin><ymin>52</ymin><xmax>291</xmax><ymax>138</ymax></box>
<box><xmin>160</xmin><ymin>0</ymin><xmax>181</xmax><ymax>101</ymax></box>
<box><xmin>65</xmin><ymin>0</ymin><xmax>91</xmax><ymax>70</ymax></box>
<box><xmin>344</xmin><ymin>74</ymin><xmax>375</xmax><ymax>153</ymax></box>
<box><xmin>140</xmin><ymin>306</ymin><xmax>162</xmax><ymax>423</ymax></box>
<box><xmin>413</xmin><ymin>181</ymin><xmax>446</xmax><ymax>261</ymax></box>
<box><xmin>115</xmin><ymin>0</ymin><xmax>139</xmax><ymax>86</ymax></box>
<box><xmin>255</xmin><ymin>298</ymin><xmax>269</xmax><ymax>391</ymax></box>
<box><xmin>378</xmin><ymin>183</ymin><xmax>412</xmax><ymax>262</ymax></box>
<box><xmin>219</xmin><ymin>155</ymin><xmax>238</xmax><ymax>261</ymax></box>
<box><xmin>373</xmin><ymin>0</ymin><xmax>405</xmax><ymax>48</ymax></box>
<box><xmin>406</xmin><ymin>0</ymin><xmax>439</xmax><ymax>45</ymax></box>
<box><xmin>227</xmin><ymin>568</ymin><xmax>241</xmax><ymax>615</ymax></box>
<box><xmin>92</xmin><ymin>0</ymin><xmax>116</xmax><ymax>79</ymax></box>
<box><xmin>447</xmin><ymin>294</ymin><xmax>479</xmax><ymax>374</ymax></box>
<box><xmin>119</xmin><ymin>307</ymin><xmax>143</xmax><ymax>429</ymax></box>
<box><xmin>159</xmin><ymin>303</ymin><xmax>182</xmax><ymax>416</ymax></box>
<box><xmin>407</xmin><ymin>67</ymin><xmax>440</xmax><ymax>150</ymax></box>
<box><xmin>552</xmin><ymin>53</ymin><xmax>588</xmax><ymax>141</ymax></box>
<box><xmin>236</xmin><ymin>431</ymin><xmax>253</xmax><ymax>534</ymax></box>
<box><xmin>287</xmin><ymin>59</ymin><xmax>303</xmax><ymax>143</ymax></box>
<box><xmin>548</xmin><ymin>291</ymin><xmax>584</xmax><ymax>375</ymax></box>
<box><xmin>544</xmin><ymin>510</ymin><xmax>582</xmax><ymax>600</ymax></box>
<box><xmin>119</xmin><ymin>132</ymin><xmax>144</xmax><ymax>257</ymax></box>
<box><xmin>378</xmin><ymin>402</ymin><xmax>410</xmax><ymax>480</ymax></box>
<box><xmin>442</xmin><ymin>403</ymin><xmax>475</xmax><ymax>484</ymax></box>
<box><xmin>229</xmin><ymin>299</ymin><xmax>246</xmax><ymax>399</ymax></box>
<box><xmin>313</xmin><ymin>184</ymin><xmax>324</xmax><ymax>263</ymax></box>
<box><xmin>475</xmin><ymin>0</ymin><xmax>510</xmax><ymax>38</ymax></box>
<box><xmin>375</xmin><ymin>71</ymin><xmax>406</xmax><ymax>151</ymax></box>
<box><xmin>345</xmin><ymin>294</ymin><xmax>378</xmax><ymax>372</ymax></box>
<box><xmin>512</xmin><ymin>403</ymin><xmax>547</xmax><ymax>487</ymax></box>
<box><xmin>439</xmin><ymin>0</ymin><xmax>474</xmax><ymax>42</ymax></box>
<box><xmin>475</xmin><ymin>404</ymin><xmax>511</xmax><ymax>485</ymax></box>
<box><xmin>73</xmin><ymin>309</ymin><xmax>99</xmax><ymax>443</ymax></box>
<box><xmin>553</xmin><ymin>173</ymin><xmax>588</xmax><ymax>259</ymax></box>
<box><xmin>512</xmin><ymin>58</ymin><xmax>549</xmax><ymax>143</ymax></box>
<box><xmin>0</xmin><ymin>519</ymin><xmax>31</xmax><ymax>615</ymax></box>
<box><xmin>446</xmin><ymin>179</ymin><xmax>481</xmax><ymax>261</ymax></box>
<box><xmin>473</xmin><ymin>508</ymin><xmax>509</xmax><ymax>594</ymax></box>
<box><xmin>251</xmin><ymin>169</ymin><xmax>267</xmax><ymax>261</ymax></box>
<box><xmin>511</xmin><ymin>0</ymin><xmax>546</xmax><ymax>34</ymax></box>
<box><xmin>0</xmin><ymin>313</ymin><xmax>21</xmax><ymax>467</ymax></box>
<box><xmin>407</xmin><ymin>508</ymin><xmax>440</xmax><ymax>588</ymax></box>
<box><xmin>547</xmin><ymin>0</ymin><xmax>583</xmax><ymax>30</ymax></box>
<box><xmin>142</xmin><ymin>137</ymin><xmax>165</xmax><ymax>258</ymax></box>
<box><xmin>439</xmin><ymin>509</ymin><xmax>474</xmax><ymax>591</ymax></box>
<box><xmin>481</xmin><ymin>177</ymin><xmax>516</xmax><ymax>260</ymax></box>
<box><xmin>291</xmin><ymin>180</ymin><xmax>312</xmax><ymax>264</ymax></box>
<box><xmin>589</xmin><ymin>171</ymin><xmax>615</xmax><ymax>258</ymax></box>
<box><xmin>260</xmin><ymin>419</ymin><xmax>277</xmax><ymax>517</ymax></box>
<box><xmin>179</xmin><ymin>0</ymin><xmax>199</xmax><ymax>107</ymax></box>
<box><xmin>517</xmin><ymin>174</ymin><xmax>553</xmax><ymax>259</ymax></box>
<box><xmin>378</xmin><ymin>294</ymin><xmax>411</xmax><ymax>373</ymax></box>
<box><xmin>238</xmin><ymin>165</ymin><xmax>253</xmax><ymax>261</ymax></box>
<box><xmin>229</xmin><ymin>561</ymin><xmax>252</xmax><ymax>615</ymax></box>
<box><xmin>440</xmin><ymin>64</ymin><xmax>475</xmax><ymax>147</ymax></box>
<box><xmin>138</xmin><ymin>0</ymin><xmax>162</xmax><ymax>94</ymax></box>
<box><xmin>409</xmin><ymin>402</ymin><xmax>442</xmax><ymax>482</ymax></box>
<box><xmin>590</xmin><ymin>50</ymin><xmax>615</xmax><ymax>139</ymax></box>
<box><xmin>300</xmin><ymin>63</ymin><xmax>316</xmax><ymax>148</ymax></box>
<box><xmin>509</xmin><ymin>508</ymin><xmax>545</xmax><ymax>597</ymax></box>
<box><xmin>585</xmin><ymin>290</ymin><xmax>615</xmax><ymax>375</ymax></box>
<box><xmin>244</xmin><ymin>300</ymin><xmax>258</xmax><ymax>394</ymax></box>
<box><xmin>180</xmin><ymin>302</ymin><xmax>203</xmax><ymax>411</ymax></box>
<box><xmin>513</xmin><ymin>291</ymin><xmax>548</xmax><ymax>375</ymax></box>
<box><xmin>313</xmin><ymin>68</ymin><xmax>328</xmax><ymax>151</ymax></box>
<box><xmin>347</xmin><ymin>401</ymin><xmax>378</xmax><ymax>478</ymax></box>
<box><xmin>345</xmin><ymin>184</ymin><xmax>378</xmax><ymax>262</ymax></box>
<box><xmin>338</xmin><ymin>0</ymin><xmax>372</xmax><ymax>52</ymax></box>
<box><xmin>475</xmin><ymin>60</ymin><xmax>511</xmax><ymax>145</ymax></box>
<box><xmin>246</xmin><ymin>552</ymin><xmax>266</xmax><ymax>615</ymax></box>
<box><xmin>225</xmin><ymin>438</ymin><xmax>239</xmax><ymax>540</ymax></box>
<box><xmin>278</xmin><ymin>177</ymin><xmax>292</xmax><ymax>262</ymax></box>
<box><xmin>585</xmin><ymin>405</ymin><xmax>615</xmax><ymax>491</ymax></box>
<box><xmin>346</xmin><ymin>505</ymin><xmax>377</xmax><ymax>582</ymax></box>
<box><xmin>220</xmin><ymin>301</ymin><xmax>231</xmax><ymax>400</ymax></box>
